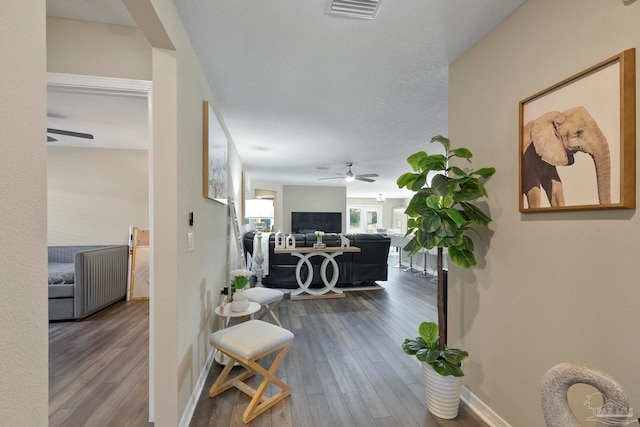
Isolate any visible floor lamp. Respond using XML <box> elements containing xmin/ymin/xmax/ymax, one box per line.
<box><xmin>244</xmin><ymin>198</ymin><xmax>274</xmax><ymax>286</ymax></box>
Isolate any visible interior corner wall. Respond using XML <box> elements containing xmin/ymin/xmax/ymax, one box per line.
<box><xmin>0</xmin><ymin>1</ymin><xmax>48</xmax><ymax>426</ymax></box>
<box><xmin>47</xmin><ymin>147</ymin><xmax>149</xmax><ymax>245</ymax></box>
<box><xmin>282</xmin><ymin>186</ymin><xmax>347</xmax><ymax>233</ymax></box>
<box><xmin>147</xmin><ymin>1</ymin><xmax>237</xmax><ymax>424</ymax></box>
<box><xmin>448</xmin><ymin>1</ymin><xmax>640</xmax><ymax>425</ymax></box>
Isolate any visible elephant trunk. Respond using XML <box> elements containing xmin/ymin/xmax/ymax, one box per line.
<box><xmin>589</xmin><ymin>132</ymin><xmax>611</xmax><ymax>205</ymax></box>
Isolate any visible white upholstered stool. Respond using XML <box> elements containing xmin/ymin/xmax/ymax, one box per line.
<box><xmin>208</xmin><ymin>319</ymin><xmax>294</xmax><ymax>423</ymax></box>
<box><xmin>244</xmin><ymin>287</ymin><xmax>284</xmax><ymax>327</ymax></box>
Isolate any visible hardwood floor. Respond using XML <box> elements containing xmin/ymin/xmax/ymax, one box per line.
<box><xmin>190</xmin><ymin>263</ymin><xmax>489</xmax><ymax>427</ymax></box>
<box><xmin>48</xmin><ymin>258</ymin><xmax>488</xmax><ymax>427</ymax></box>
<box><xmin>49</xmin><ymin>300</ymin><xmax>151</xmax><ymax>427</ymax></box>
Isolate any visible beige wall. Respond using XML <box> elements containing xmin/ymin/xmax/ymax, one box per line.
<box><xmin>47</xmin><ymin>17</ymin><xmax>152</xmax><ymax>80</ymax></box>
<box><xmin>449</xmin><ymin>1</ymin><xmax>640</xmax><ymax>425</ymax></box>
<box><xmin>147</xmin><ymin>1</ymin><xmax>238</xmax><ymax>424</ymax></box>
<box><xmin>48</xmin><ymin>147</ymin><xmax>149</xmax><ymax>245</ymax></box>
<box><xmin>46</xmin><ymin>8</ymin><xmax>238</xmax><ymax>425</ymax></box>
<box><xmin>282</xmin><ymin>185</ymin><xmax>347</xmax><ymax>233</ymax></box>
<box><xmin>0</xmin><ymin>1</ymin><xmax>48</xmax><ymax>426</ymax></box>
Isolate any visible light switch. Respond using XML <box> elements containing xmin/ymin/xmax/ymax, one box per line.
<box><xmin>188</xmin><ymin>232</ymin><xmax>195</xmax><ymax>252</ymax></box>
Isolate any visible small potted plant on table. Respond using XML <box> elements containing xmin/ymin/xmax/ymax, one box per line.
<box><xmin>313</xmin><ymin>230</ymin><xmax>326</xmax><ymax>249</ymax></box>
<box><xmin>230</xmin><ymin>268</ymin><xmax>252</xmax><ymax>312</ymax></box>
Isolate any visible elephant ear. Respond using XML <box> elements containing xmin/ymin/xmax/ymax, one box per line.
<box><xmin>530</xmin><ymin>111</ymin><xmax>569</xmax><ymax>166</ymax></box>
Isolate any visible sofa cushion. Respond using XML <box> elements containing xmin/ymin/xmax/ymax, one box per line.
<box><xmin>48</xmin><ymin>283</ymin><xmax>74</xmax><ymax>298</ymax></box>
<box><xmin>48</xmin><ymin>262</ymin><xmax>75</xmax><ymax>284</ymax></box>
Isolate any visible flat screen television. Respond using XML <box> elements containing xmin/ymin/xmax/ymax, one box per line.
<box><xmin>291</xmin><ymin>212</ymin><xmax>342</xmax><ymax>233</ymax></box>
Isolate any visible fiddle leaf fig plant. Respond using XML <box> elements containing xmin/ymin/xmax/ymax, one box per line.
<box><xmin>402</xmin><ymin>321</ymin><xmax>468</xmax><ymax>377</ymax></box>
<box><xmin>398</xmin><ymin>135</ymin><xmax>495</xmax><ymax>351</ymax></box>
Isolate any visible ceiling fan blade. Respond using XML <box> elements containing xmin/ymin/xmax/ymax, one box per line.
<box><xmin>47</xmin><ymin>128</ymin><xmax>94</xmax><ymax>140</ymax></box>
<box><xmin>47</xmin><ymin>136</ymin><xmax>57</xmax><ymax>142</ymax></box>
<box><xmin>318</xmin><ymin>177</ymin><xmax>344</xmax><ymax>180</ymax></box>
<box><xmin>355</xmin><ymin>176</ymin><xmax>376</xmax><ymax>183</ymax></box>
<box><xmin>356</xmin><ymin>173</ymin><xmax>379</xmax><ymax>178</ymax></box>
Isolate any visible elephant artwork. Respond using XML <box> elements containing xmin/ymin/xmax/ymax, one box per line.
<box><xmin>521</xmin><ymin>106</ymin><xmax>611</xmax><ymax>209</ymax></box>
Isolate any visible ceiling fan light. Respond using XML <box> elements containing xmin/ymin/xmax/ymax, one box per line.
<box><xmin>345</xmin><ymin>169</ymin><xmax>354</xmax><ymax>181</ymax></box>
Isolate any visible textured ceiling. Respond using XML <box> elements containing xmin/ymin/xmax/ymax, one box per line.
<box><xmin>46</xmin><ymin>0</ymin><xmax>526</xmax><ymax>198</ymax></box>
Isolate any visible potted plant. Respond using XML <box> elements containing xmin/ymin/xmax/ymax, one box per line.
<box><xmin>397</xmin><ymin>135</ymin><xmax>494</xmax><ymax>418</ymax></box>
<box><xmin>230</xmin><ymin>268</ymin><xmax>252</xmax><ymax>312</ymax></box>
<box><xmin>402</xmin><ymin>321</ymin><xmax>468</xmax><ymax>418</ymax></box>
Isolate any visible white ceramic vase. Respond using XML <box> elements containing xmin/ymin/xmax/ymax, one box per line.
<box><xmin>422</xmin><ymin>363</ymin><xmax>463</xmax><ymax>419</ymax></box>
<box><xmin>230</xmin><ymin>288</ymin><xmax>250</xmax><ymax>312</ymax></box>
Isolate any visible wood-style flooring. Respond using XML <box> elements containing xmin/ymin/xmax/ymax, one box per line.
<box><xmin>49</xmin><ymin>299</ymin><xmax>151</xmax><ymax>427</ymax></box>
<box><xmin>49</xmin><ymin>257</ymin><xmax>488</xmax><ymax>427</ymax></box>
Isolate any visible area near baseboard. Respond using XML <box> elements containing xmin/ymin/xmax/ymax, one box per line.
<box><xmin>179</xmin><ymin>348</ymin><xmax>215</xmax><ymax>427</ymax></box>
<box><xmin>461</xmin><ymin>386</ymin><xmax>512</xmax><ymax>427</ymax></box>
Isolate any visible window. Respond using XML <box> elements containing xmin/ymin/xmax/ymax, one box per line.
<box><xmin>348</xmin><ymin>205</ymin><xmax>382</xmax><ymax>233</ymax></box>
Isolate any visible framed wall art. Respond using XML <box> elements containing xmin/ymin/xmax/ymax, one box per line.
<box><xmin>519</xmin><ymin>48</ymin><xmax>635</xmax><ymax>213</ymax></box>
<box><xmin>203</xmin><ymin>101</ymin><xmax>228</xmax><ymax>204</ymax></box>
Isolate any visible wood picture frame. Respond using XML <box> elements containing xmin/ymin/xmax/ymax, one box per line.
<box><xmin>203</xmin><ymin>101</ymin><xmax>228</xmax><ymax>204</ymax></box>
<box><xmin>519</xmin><ymin>48</ymin><xmax>635</xmax><ymax>213</ymax></box>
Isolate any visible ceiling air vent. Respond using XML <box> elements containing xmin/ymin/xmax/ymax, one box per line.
<box><xmin>326</xmin><ymin>0</ymin><xmax>383</xmax><ymax>20</ymax></box>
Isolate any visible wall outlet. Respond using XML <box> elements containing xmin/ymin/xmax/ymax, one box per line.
<box><xmin>187</xmin><ymin>232</ymin><xmax>194</xmax><ymax>252</ymax></box>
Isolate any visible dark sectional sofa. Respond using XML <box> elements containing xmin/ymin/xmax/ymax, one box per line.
<box><xmin>48</xmin><ymin>245</ymin><xmax>129</xmax><ymax>320</ymax></box>
<box><xmin>243</xmin><ymin>231</ymin><xmax>391</xmax><ymax>289</ymax></box>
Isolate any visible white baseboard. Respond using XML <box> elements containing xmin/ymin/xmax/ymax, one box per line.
<box><xmin>179</xmin><ymin>348</ymin><xmax>216</xmax><ymax>427</ymax></box>
<box><xmin>461</xmin><ymin>386</ymin><xmax>511</xmax><ymax>427</ymax></box>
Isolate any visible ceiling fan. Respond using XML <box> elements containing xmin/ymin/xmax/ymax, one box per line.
<box><xmin>319</xmin><ymin>162</ymin><xmax>379</xmax><ymax>183</ymax></box>
<box><xmin>47</xmin><ymin>128</ymin><xmax>94</xmax><ymax>142</ymax></box>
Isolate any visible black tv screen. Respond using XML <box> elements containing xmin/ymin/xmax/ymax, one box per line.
<box><xmin>291</xmin><ymin>212</ymin><xmax>342</xmax><ymax>233</ymax></box>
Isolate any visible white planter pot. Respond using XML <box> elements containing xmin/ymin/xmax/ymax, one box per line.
<box><xmin>230</xmin><ymin>288</ymin><xmax>250</xmax><ymax>312</ymax></box>
<box><xmin>422</xmin><ymin>363</ymin><xmax>463</xmax><ymax>419</ymax></box>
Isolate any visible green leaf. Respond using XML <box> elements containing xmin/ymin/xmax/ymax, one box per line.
<box><xmin>442</xmin><ymin>348</ymin><xmax>469</xmax><ymax>365</ymax></box>
<box><xmin>454</xmin><ymin>180</ymin><xmax>485</xmax><ymax>202</ymax></box>
<box><xmin>425</xmin><ymin>195</ymin><xmax>441</xmax><ymax>210</ymax></box>
<box><xmin>450</xmin><ymin>147</ymin><xmax>473</xmax><ymax>161</ymax></box>
<box><xmin>416</xmin><ymin>229</ymin><xmax>439</xmax><ymax>250</ymax></box>
<box><xmin>449</xmin><ymin>246</ymin><xmax>476</xmax><ymax>269</ymax></box>
<box><xmin>397</xmin><ymin>172</ymin><xmax>418</xmax><ymax>189</ymax></box>
<box><xmin>460</xmin><ymin>202</ymin><xmax>492</xmax><ymax>226</ymax></box>
<box><xmin>441</xmin><ymin>232</ymin><xmax>464</xmax><ymax>247</ymax></box>
<box><xmin>430</xmin><ymin>135</ymin><xmax>450</xmax><ymax>152</ymax></box>
<box><xmin>435</xmin><ymin>216</ymin><xmax>458</xmax><ymax>238</ymax></box>
<box><xmin>420</xmin><ymin>210</ymin><xmax>442</xmax><ymax>233</ymax></box>
<box><xmin>471</xmin><ymin>167</ymin><xmax>496</xmax><ymax>179</ymax></box>
<box><xmin>410</xmin><ymin>174</ymin><xmax>427</xmax><ymax>191</ymax></box>
<box><xmin>424</xmin><ymin>349</ymin><xmax>440</xmax><ymax>364</ymax></box>
<box><xmin>430</xmin><ymin>174</ymin><xmax>449</xmax><ymax>196</ymax></box>
<box><xmin>443</xmin><ymin>208</ymin><xmax>467</xmax><ymax>226</ymax></box>
<box><xmin>419</xmin><ymin>155</ymin><xmax>447</xmax><ymax>173</ymax></box>
<box><xmin>459</xmin><ymin>235</ymin><xmax>475</xmax><ymax>251</ymax></box>
<box><xmin>407</xmin><ymin>152</ymin><xmax>428</xmax><ymax>171</ymax></box>
<box><xmin>418</xmin><ymin>322</ymin><xmax>439</xmax><ymax>344</ymax></box>
<box><xmin>448</xmin><ymin>166</ymin><xmax>467</xmax><ymax>177</ymax></box>
<box><xmin>432</xmin><ymin>359</ymin><xmax>465</xmax><ymax>377</ymax></box>
<box><xmin>402</xmin><ymin>237</ymin><xmax>419</xmax><ymax>254</ymax></box>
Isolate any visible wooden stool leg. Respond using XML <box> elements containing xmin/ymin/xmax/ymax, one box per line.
<box><xmin>241</xmin><ymin>343</ymin><xmax>291</xmax><ymax>423</ymax></box>
<box><xmin>208</xmin><ymin>342</ymin><xmax>292</xmax><ymax>424</ymax></box>
<box><xmin>208</xmin><ymin>359</ymin><xmax>255</xmax><ymax>398</ymax></box>
<box><xmin>257</xmin><ymin>300</ymin><xmax>283</xmax><ymax>327</ymax></box>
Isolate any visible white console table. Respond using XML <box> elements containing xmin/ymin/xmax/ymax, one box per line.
<box><xmin>274</xmin><ymin>246</ymin><xmax>361</xmax><ymax>299</ymax></box>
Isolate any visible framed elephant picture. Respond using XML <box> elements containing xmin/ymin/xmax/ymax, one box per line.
<box><xmin>519</xmin><ymin>48</ymin><xmax>636</xmax><ymax>213</ymax></box>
